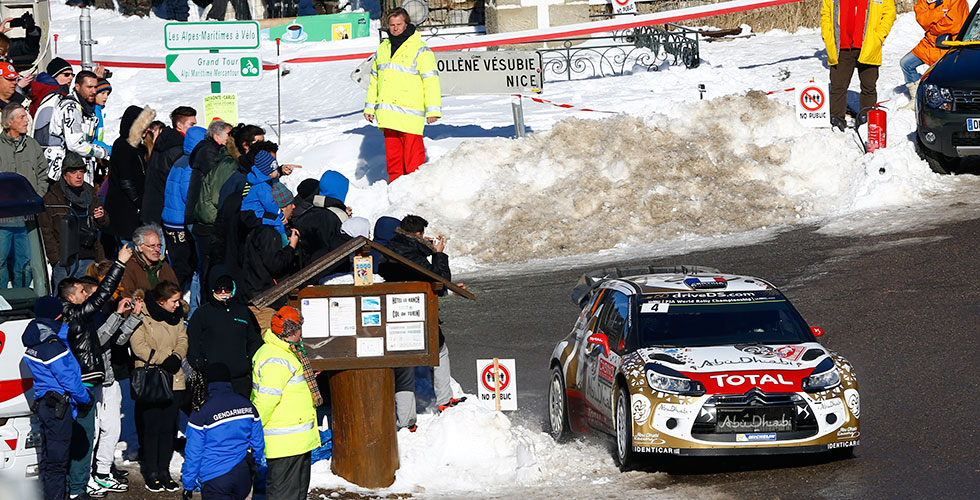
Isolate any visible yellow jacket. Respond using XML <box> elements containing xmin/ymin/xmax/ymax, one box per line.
<box><xmin>821</xmin><ymin>0</ymin><xmax>897</xmax><ymax>66</ymax></box>
<box><xmin>251</xmin><ymin>330</ymin><xmax>319</xmax><ymax>459</ymax></box>
<box><xmin>364</xmin><ymin>30</ymin><xmax>441</xmax><ymax>136</ymax></box>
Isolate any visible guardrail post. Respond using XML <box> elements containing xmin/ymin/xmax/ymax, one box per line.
<box><xmin>511</xmin><ymin>94</ymin><xmax>526</xmax><ymax>138</ymax></box>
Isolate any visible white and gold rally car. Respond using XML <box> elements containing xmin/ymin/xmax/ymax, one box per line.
<box><xmin>548</xmin><ymin>266</ymin><xmax>860</xmax><ymax>469</ymax></box>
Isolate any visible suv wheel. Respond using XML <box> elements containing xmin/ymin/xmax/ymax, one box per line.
<box><xmin>916</xmin><ymin>135</ymin><xmax>961</xmax><ymax>174</ymax></box>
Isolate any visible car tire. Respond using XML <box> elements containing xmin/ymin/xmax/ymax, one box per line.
<box><xmin>548</xmin><ymin>366</ymin><xmax>571</xmax><ymax>441</ymax></box>
<box><xmin>916</xmin><ymin>135</ymin><xmax>961</xmax><ymax>174</ymax></box>
<box><xmin>614</xmin><ymin>384</ymin><xmax>637</xmax><ymax>471</ymax></box>
<box><xmin>829</xmin><ymin>446</ymin><xmax>855</xmax><ymax>460</ymax></box>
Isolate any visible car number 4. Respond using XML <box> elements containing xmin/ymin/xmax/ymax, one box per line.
<box><xmin>968</xmin><ymin>118</ymin><xmax>980</xmax><ymax>132</ymax></box>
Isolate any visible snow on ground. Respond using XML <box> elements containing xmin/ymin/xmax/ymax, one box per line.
<box><xmin>48</xmin><ymin>2</ymin><xmax>980</xmax><ymax>497</ymax></box>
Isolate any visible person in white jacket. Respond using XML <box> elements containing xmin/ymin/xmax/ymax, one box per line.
<box><xmin>41</xmin><ymin>70</ymin><xmax>109</xmax><ymax>185</ymax></box>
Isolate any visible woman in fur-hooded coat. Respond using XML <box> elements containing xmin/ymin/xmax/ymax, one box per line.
<box><xmin>105</xmin><ymin>105</ymin><xmax>155</xmax><ymax>241</ymax></box>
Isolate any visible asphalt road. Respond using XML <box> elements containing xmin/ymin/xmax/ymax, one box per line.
<box><xmin>442</xmin><ymin>213</ymin><xmax>980</xmax><ymax>499</ymax></box>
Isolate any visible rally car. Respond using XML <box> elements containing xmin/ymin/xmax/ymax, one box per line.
<box><xmin>548</xmin><ymin>266</ymin><xmax>860</xmax><ymax>469</ymax></box>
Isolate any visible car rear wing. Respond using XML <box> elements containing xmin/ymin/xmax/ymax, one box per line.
<box><xmin>570</xmin><ymin>265</ymin><xmax>720</xmax><ymax>308</ymax></box>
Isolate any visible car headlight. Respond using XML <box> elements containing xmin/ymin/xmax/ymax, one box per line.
<box><xmin>646</xmin><ymin>364</ymin><xmax>705</xmax><ymax>396</ymax></box>
<box><xmin>923</xmin><ymin>84</ymin><xmax>953</xmax><ymax>111</ymax></box>
<box><xmin>802</xmin><ymin>358</ymin><xmax>841</xmax><ymax>393</ymax></box>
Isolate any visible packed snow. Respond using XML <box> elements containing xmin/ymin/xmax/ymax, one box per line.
<box><xmin>43</xmin><ymin>1</ymin><xmax>980</xmax><ymax>497</ymax></box>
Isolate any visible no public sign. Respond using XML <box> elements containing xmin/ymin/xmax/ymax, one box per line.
<box><xmin>476</xmin><ymin>358</ymin><xmax>517</xmax><ymax>411</ymax></box>
<box><xmin>795</xmin><ymin>82</ymin><xmax>829</xmax><ymax>128</ymax></box>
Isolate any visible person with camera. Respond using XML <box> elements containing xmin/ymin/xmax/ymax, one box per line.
<box><xmin>22</xmin><ymin>296</ymin><xmax>93</xmax><ymax>500</ymax></box>
<box><xmin>39</xmin><ymin>70</ymin><xmax>110</xmax><ymax>185</ymax></box>
<box><xmin>379</xmin><ymin>215</ymin><xmax>468</xmax><ymax>428</ymax></box>
<box><xmin>129</xmin><ymin>280</ymin><xmax>189</xmax><ymax>492</ymax></box>
<box><xmin>39</xmin><ymin>151</ymin><xmax>111</xmax><ymax>290</ymax></box>
<box><xmin>57</xmin><ymin>243</ymin><xmax>130</xmax><ymax>499</ymax></box>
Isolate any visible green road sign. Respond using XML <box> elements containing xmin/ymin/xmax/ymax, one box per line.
<box><xmin>165</xmin><ymin>21</ymin><xmax>260</xmax><ymax>51</ymax></box>
<box><xmin>166</xmin><ymin>52</ymin><xmax>263</xmax><ymax>83</ymax></box>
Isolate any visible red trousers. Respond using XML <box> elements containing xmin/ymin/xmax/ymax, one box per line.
<box><xmin>383</xmin><ymin>129</ymin><xmax>425</xmax><ymax>183</ymax></box>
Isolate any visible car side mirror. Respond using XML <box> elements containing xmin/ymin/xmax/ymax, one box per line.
<box><xmin>936</xmin><ymin>33</ymin><xmax>953</xmax><ymax>49</ymax></box>
<box><xmin>587</xmin><ymin>332</ymin><xmax>610</xmax><ymax>357</ymax></box>
<box><xmin>811</xmin><ymin>326</ymin><xmax>825</xmax><ymax>337</ymax></box>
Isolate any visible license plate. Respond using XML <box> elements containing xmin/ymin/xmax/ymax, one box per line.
<box><xmin>968</xmin><ymin>118</ymin><xmax>980</xmax><ymax>132</ymax></box>
<box><xmin>715</xmin><ymin>408</ymin><xmax>794</xmax><ymax>433</ymax></box>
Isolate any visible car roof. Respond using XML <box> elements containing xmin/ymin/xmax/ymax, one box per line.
<box><xmin>616</xmin><ymin>272</ymin><xmax>776</xmax><ymax>294</ymax></box>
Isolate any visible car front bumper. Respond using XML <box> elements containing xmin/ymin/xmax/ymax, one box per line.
<box><xmin>917</xmin><ymin>103</ymin><xmax>980</xmax><ymax>158</ymax></box>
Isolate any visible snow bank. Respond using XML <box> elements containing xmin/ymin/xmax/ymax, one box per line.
<box><xmin>385</xmin><ymin>91</ymin><xmax>948</xmax><ymax>266</ymax></box>
<box><xmin>308</xmin><ymin>399</ymin><xmax>718</xmax><ymax>499</ymax></box>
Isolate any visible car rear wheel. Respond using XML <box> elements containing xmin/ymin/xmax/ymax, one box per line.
<box><xmin>614</xmin><ymin>385</ymin><xmax>637</xmax><ymax>471</ymax></box>
<box><xmin>549</xmin><ymin>366</ymin><xmax>570</xmax><ymax>441</ymax></box>
<box><xmin>916</xmin><ymin>135</ymin><xmax>961</xmax><ymax>174</ymax></box>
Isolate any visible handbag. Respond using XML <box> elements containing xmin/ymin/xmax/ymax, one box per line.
<box><xmin>130</xmin><ymin>349</ymin><xmax>174</xmax><ymax>404</ymax></box>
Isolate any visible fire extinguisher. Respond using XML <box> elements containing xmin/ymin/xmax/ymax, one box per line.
<box><xmin>866</xmin><ymin>104</ymin><xmax>887</xmax><ymax>153</ymax></box>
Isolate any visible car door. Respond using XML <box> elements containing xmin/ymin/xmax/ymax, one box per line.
<box><xmin>584</xmin><ymin>289</ymin><xmax>630</xmax><ymax>431</ymax></box>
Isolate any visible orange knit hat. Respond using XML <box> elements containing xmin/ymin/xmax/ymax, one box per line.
<box><xmin>271</xmin><ymin>306</ymin><xmax>301</xmax><ymax>336</ymax></box>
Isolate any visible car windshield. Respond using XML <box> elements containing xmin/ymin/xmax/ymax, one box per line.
<box><xmin>964</xmin><ymin>8</ymin><xmax>980</xmax><ymax>41</ymax></box>
<box><xmin>0</xmin><ymin>214</ymin><xmax>49</xmax><ymax>317</ymax></box>
<box><xmin>637</xmin><ymin>294</ymin><xmax>814</xmax><ymax>348</ymax></box>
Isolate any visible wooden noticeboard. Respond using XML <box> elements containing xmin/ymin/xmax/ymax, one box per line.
<box><xmin>291</xmin><ymin>282</ymin><xmax>440</xmax><ymax>371</ymax></box>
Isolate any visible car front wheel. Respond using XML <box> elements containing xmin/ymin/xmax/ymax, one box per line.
<box><xmin>916</xmin><ymin>135</ymin><xmax>961</xmax><ymax>174</ymax></box>
<box><xmin>614</xmin><ymin>385</ymin><xmax>637</xmax><ymax>471</ymax></box>
<box><xmin>549</xmin><ymin>366</ymin><xmax>570</xmax><ymax>441</ymax></box>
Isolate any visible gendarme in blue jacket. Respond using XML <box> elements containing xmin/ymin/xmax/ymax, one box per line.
<box><xmin>162</xmin><ymin>127</ymin><xmax>206</xmax><ymax>230</ymax></box>
<box><xmin>22</xmin><ymin>318</ymin><xmax>91</xmax><ymax>419</ymax></box>
<box><xmin>181</xmin><ymin>381</ymin><xmax>265</xmax><ymax>490</ymax></box>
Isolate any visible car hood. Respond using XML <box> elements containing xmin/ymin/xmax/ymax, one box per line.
<box><xmin>636</xmin><ymin>343</ymin><xmax>830</xmax><ymax>393</ymax></box>
<box><xmin>925</xmin><ymin>47</ymin><xmax>980</xmax><ymax>88</ymax></box>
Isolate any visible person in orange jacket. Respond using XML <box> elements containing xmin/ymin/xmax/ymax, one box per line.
<box><xmin>900</xmin><ymin>0</ymin><xmax>969</xmax><ymax>90</ymax></box>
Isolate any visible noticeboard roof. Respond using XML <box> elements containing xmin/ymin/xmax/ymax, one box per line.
<box><xmin>250</xmin><ymin>236</ymin><xmax>476</xmax><ymax>309</ymax></box>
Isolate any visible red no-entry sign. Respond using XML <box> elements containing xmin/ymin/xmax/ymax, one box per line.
<box><xmin>800</xmin><ymin>86</ymin><xmax>825</xmax><ymax>112</ymax></box>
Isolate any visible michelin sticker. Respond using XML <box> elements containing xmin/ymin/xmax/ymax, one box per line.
<box><xmin>631</xmin><ymin>393</ymin><xmax>652</xmax><ymax>425</ymax></box>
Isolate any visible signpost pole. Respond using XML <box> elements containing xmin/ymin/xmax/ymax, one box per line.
<box><xmin>276</xmin><ymin>38</ymin><xmax>282</xmax><ymax>141</ymax></box>
<box><xmin>78</xmin><ymin>7</ymin><xmax>95</xmax><ymax>71</ymax></box>
<box><xmin>511</xmin><ymin>95</ymin><xmax>526</xmax><ymax>138</ymax></box>
<box><xmin>210</xmin><ymin>49</ymin><xmax>221</xmax><ymax>94</ymax></box>
<box><xmin>493</xmin><ymin>357</ymin><xmax>501</xmax><ymax>412</ymax></box>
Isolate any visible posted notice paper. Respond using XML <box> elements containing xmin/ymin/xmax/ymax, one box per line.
<box><xmin>300</xmin><ymin>298</ymin><xmax>330</xmax><ymax>338</ymax></box>
<box><xmin>329</xmin><ymin>297</ymin><xmax>357</xmax><ymax>336</ymax></box>
<box><xmin>386</xmin><ymin>322</ymin><xmax>425</xmax><ymax>351</ymax></box>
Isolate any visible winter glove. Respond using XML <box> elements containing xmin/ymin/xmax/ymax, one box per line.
<box><xmin>76</xmin><ymin>400</ymin><xmax>94</xmax><ymax>418</ymax></box>
<box><xmin>182</xmin><ymin>489</ymin><xmax>194</xmax><ymax>500</ymax></box>
<box><xmin>246</xmin><ymin>451</ymin><xmax>258</xmax><ymax>482</ymax></box>
<box><xmin>160</xmin><ymin>354</ymin><xmax>182</xmax><ymax>375</ymax></box>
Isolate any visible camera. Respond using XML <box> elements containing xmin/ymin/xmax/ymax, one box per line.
<box><xmin>103</xmin><ymin>69</ymin><xmax>112</xmax><ymax>78</ymax></box>
<box><xmin>8</xmin><ymin>12</ymin><xmax>33</xmax><ymax>29</ymax></box>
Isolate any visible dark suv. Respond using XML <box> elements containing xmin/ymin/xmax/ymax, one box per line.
<box><xmin>915</xmin><ymin>2</ymin><xmax>980</xmax><ymax>174</ymax></box>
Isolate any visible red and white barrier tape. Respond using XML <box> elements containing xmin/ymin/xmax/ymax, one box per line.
<box><xmin>522</xmin><ymin>95</ymin><xmax>617</xmax><ymax>114</ymax></box>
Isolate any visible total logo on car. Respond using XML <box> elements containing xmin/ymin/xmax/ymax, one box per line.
<box><xmin>548</xmin><ymin>266</ymin><xmax>860</xmax><ymax>469</ymax></box>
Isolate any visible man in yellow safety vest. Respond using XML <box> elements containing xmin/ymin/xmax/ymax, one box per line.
<box><xmin>251</xmin><ymin>306</ymin><xmax>322</xmax><ymax>500</ymax></box>
<box><xmin>363</xmin><ymin>7</ymin><xmax>441</xmax><ymax>183</ymax></box>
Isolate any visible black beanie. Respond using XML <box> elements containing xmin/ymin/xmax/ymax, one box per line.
<box><xmin>205</xmin><ymin>363</ymin><xmax>232</xmax><ymax>384</ymax></box>
<box><xmin>46</xmin><ymin>57</ymin><xmax>72</xmax><ymax>77</ymax></box>
<box><xmin>297</xmin><ymin>178</ymin><xmax>320</xmax><ymax>201</ymax></box>
<box><xmin>34</xmin><ymin>296</ymin><xmax>64</xmax><ymax>320</ymax></box>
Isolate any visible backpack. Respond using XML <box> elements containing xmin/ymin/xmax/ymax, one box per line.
<box><xmin>31</xmin><ymin>91</ymin><xmax>66</xmax><ymax>146</ymax></box>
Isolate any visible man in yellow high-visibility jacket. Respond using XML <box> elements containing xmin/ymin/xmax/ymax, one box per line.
<box><xmin>251</xmin><ymin>306</ymin><xmax>321</xmax><ymax>500</ymax></box>
<box><xmin>363</xmin><ymin>7</ymin><xmax>441</xmax><ymax>183</ymax></box>
<box><xmin>820</xmin><ymin>0</ymin><xmax>896</xmax><ymax>131</ymax></box>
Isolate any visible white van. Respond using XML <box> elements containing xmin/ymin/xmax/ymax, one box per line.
<box><xmin>0</xmin><ymin>172</ymin><xmax>51</xmax><ymax>482</ymax></box>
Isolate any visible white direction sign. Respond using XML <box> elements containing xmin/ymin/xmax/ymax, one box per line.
<box><xmin>476</xmin><ymin>358</ymin><xmax>517</xmax><ymax>411</ymax></box>
<box><xmin>796</xmin><ymin>82</ymin><xmax>830</xmax><ymax>127</ymax></box>
<box><xmin>166</xmin><ymin>52</ymin><xmax>262</xmax><ymax>82</ymax></box>
<box><xmin>351</xmin><ymin>51</ymin><xmax>543</xmax><ymax>95</ymax></box>
<box><xmin>165</xmin><ymin>21</ymin><xmax>260</xmax><ymax>51</ymax></box>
